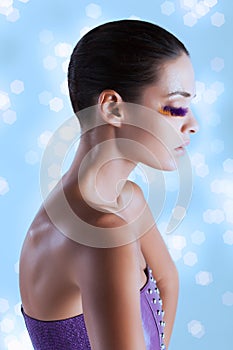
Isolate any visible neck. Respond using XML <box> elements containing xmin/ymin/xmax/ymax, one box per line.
<box><xmin>67</xmin><ymin>125</ymin><xmax>137</xmax><ymax>211</ymax></box>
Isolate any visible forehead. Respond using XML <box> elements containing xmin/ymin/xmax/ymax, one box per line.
<box><xmin>158</xmin><ymin>53</ymin><xmax>196</xmax><ymax>97</ymax></box>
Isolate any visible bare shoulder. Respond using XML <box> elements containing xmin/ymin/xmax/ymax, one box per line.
<box><xmin>94</xmin><ymin>210</ymin><xmax>128</xmax><ymax>228</ymax></box>
<box><xmin>127</xmin><ymin>180</ymin><xmax>150</xmax><ymax>217</ymax></box>
<box><xmin>123</xmin><ymin>182</ymin><xmax>178</xmax><ymax>282</ymax></box>
<box><xmin>125</xmin><ymin>180</ymin><xmax>145</xmax><ymax>200</ymax></box>
<box><xmin>124</xmin><ymin>180</ymin><xmax>155</xmax><ymax>230</ymax></box>
<box><xmin>77</xmin><ymin>211</ymin><xmax>139</xmax><ymax>278</ymax></box>
<box><xmin>120</xmin><ymin>180</ymin><xmax>148</xmax><ymax>214</ymax></box>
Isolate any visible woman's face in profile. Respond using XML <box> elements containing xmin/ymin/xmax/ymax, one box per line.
<box><xmin>119</xmin><ymin>53</ymin><xmax>199</xmax><ymax>171</ymax></box>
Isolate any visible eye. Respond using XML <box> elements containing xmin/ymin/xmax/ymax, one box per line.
<box><xmin>158</xmin><ymin>105</ymin><xmax>189</xmax><ymax>117</ymax></box>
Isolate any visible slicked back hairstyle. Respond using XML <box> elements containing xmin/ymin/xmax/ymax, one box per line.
<box><xmin>68</xmin><ymin>19</ymin><xmax>189</xmax><ymax>121</ymax></box>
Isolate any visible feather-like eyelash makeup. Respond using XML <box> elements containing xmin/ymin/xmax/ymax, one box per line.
<box><xmin>158</xmin><ymin>105</ymin><xmax>189</xmax><ymax>117</ymax></box>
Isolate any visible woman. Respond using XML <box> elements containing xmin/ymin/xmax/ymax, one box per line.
<box><xmin>19</xmin><ymin>19</ymin><xmax>199</xmax><ymax>350</ymax></box>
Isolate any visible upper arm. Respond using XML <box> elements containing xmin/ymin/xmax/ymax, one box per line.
<box><xmin>132</xmin><ymin>182</ymin><xmax>178</xmax><ymax>284</ymax></box>
<box><xmin>77</xmin><ymin>215</ymin><xmax>146</xmax><ymax>350</ymax></box>
<box><xmin>133</xmin><ymin>184</ymin><xmax>179</xmax><ymax>349</ymax></box>
<box><xmin>140</xmin><ymin>221</ymin><xmax>178</xmax><ymax>285</ymax></box>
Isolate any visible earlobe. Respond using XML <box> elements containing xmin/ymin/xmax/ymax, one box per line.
<box><xmin>104</xmin><ymin>105</ymin><xmax>124</xmax><ymax>127</ymax></box>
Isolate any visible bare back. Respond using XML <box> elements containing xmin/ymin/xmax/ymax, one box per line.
<box><xmin>19</xmin><ymin>175</ymin><xmax>148</xmax><ymax>321</ymax></box>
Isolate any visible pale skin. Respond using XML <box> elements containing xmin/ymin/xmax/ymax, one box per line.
<box><xmin>19</xmin><ymin>53</ymin><xmax>199</xmax><ymax>349</ymax></box>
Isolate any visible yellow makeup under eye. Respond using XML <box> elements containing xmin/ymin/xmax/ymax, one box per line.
<box><xmin>158</xmin><ymin>105</ymin><xmax>189</xmax><ymax>117</ymax></box>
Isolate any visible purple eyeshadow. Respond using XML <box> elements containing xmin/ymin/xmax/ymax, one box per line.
<box><xmin>163</xmin><ymin>105</ymin><xmax>188</xmax><ymax>117</ymax></box>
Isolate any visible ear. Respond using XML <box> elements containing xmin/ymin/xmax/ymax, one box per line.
<box><xmin>98</xmin><ymin>90</ymin><xmax>124</xmax><ymax>128</ymax></box>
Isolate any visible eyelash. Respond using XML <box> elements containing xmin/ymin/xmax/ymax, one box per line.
<box><xmin>158</xmin><ymin>105</ymin><xmax>189</xmax><ymax>117</ymax></box>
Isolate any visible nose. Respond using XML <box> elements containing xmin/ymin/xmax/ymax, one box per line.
<box><xmin>181</xmin><ymin>110</ymin><xmax>199</xmax><ymax>134</ymax></box>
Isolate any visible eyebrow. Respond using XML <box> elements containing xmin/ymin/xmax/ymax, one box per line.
<box><xmin>167</xmin><ymin>91</ymin><xmax>196</xmax><ymax>98</ymax></box>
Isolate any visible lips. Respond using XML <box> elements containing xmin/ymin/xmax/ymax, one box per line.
<box><xmin>174</xmin><ymin>139</ymin><xmax>190</xmax><ymax>155</ymax></box>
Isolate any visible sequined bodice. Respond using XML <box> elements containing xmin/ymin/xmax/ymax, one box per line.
<box><xmin>22</xmin><ymin>264</ymin><xmax>166</xmax><ymax>350</ymax></box>
<box><xmin>140</xmin><ymin>265</ymin><xmax>166</xmax><ymax>349</ymax></box>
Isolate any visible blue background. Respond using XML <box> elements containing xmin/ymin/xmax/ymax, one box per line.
<box><xmin>0</xmin><ymin>0</ymin><xmax>232</xmax><ymax>349</ymax></box>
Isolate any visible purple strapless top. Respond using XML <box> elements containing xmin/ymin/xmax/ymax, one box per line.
<box><xmin>22</xmin><ymin>265</ymin><xmax>166</xmax><ymax>350</ymax></box>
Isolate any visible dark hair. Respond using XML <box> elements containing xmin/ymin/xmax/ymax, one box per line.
<box><xmin>68</xmin><ymin>19</ymin><xmax>189</xmax><ymax>117</ymax></box>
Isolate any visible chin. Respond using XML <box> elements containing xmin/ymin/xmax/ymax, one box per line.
<box><xmin>144</xmin><ymin>158</ymin><xmax>178</xmax><ymax>172</ymax></box>
<box><xmin>160</xmin><ymin>163</ymin><xmax>177</xmax><ymax>171</ymax></box>
<box><xmin>163</xmin><ymin>166</ymin><xmax>177</xmax><ymax>172</ymax></box>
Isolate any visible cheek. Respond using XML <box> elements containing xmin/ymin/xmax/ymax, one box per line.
<box><xmin>121</xmin><ymin>125</ymin><xmax>178</xmax><ymax>169</ymax></box>
<box><xmin>117</xmin><ymin>124</ymin><xmax>180</xmax><ymax>171</ymax></box>
<box><xmin>119</xmin><ymin>108</ymin><xmax>184</xmax><ymax>170</ymax></box>
<box><xmin>121</xmin><ymin>116</ymin><xmax>182</xmax><ymax>152</ymax></box>
<box><xmin>148</xmin><ymin>117</ymin><xmax>182</xmax><ymax>149</ymax></box>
